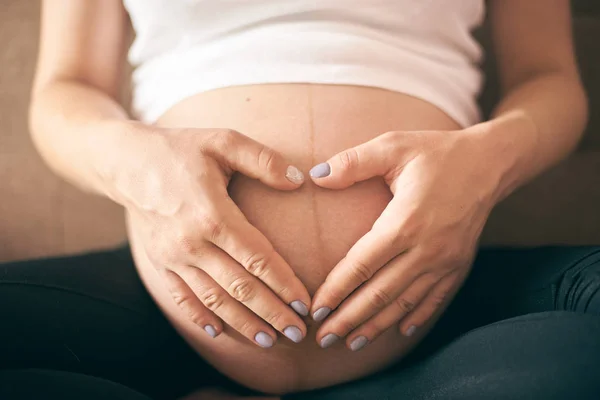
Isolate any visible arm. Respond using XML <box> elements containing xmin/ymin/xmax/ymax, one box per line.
<box><xmin>29</xmin><ymin>0</ymin><xmax>133</xmax><ymax>196</ymax></box>
<box><xmin>30</xmin><ymin>0</ymin><xmax>312</xmax><ymax>347</ymax></box>
<box><xmin>476</xmin><ymin>0</ymin><xmax>588</xmax><ymax>201</ymax></box>
<box><xmin>306</xmin><ymin>0</ymin><xmax>587</xmax><ymax>349</ymax></box>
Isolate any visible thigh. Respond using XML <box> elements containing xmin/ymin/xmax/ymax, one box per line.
<box><xmin>413</xmin><ymin>246</ymin><xmax>600</xmax><ymax>357</ymax></box>
<box><xmin>286</xmin><ymin>246</ymin><xmax>600</xmax><ymax>399</ymax></box>
<box><xmin>0</xmin><ymin>369</ymin><xmax>152</xmax><ymax>400</ymax></box>
<box><xmin>0</xmin><ymin>247</ymin><xmax>226</xmax><ymax>399</ymax></box>
<box><xmin>288</xmin><ymin>311</ymin><xmax>600</xmax><ymax>400</ymax></box>
<box><xmin>462</xmin><ymin>246</ymin><xmax>600</xmax><ymax>317</ymax></box>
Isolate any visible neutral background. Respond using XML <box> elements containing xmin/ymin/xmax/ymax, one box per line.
<box><xmin>1</xmin><ymin>1</ymin><xmax>599</xmax><ymax>262</ymax></box>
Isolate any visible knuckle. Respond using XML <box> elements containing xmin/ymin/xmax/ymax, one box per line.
<box><xmin>243</xmin><ymin>251</ymin><xmax>272</xmax><ymax>278</ymax></box>
<box><xmin>390</xmin><ymin>228</ymin><xmax>412</xmax><ymax>249</ymax></box>
<box><xmin>228</xmin><ymin>277</ymin><xmax>256</xmax><ymax>303</ymax></box>
<box><xmin>237</xmin><ymin>320</ymin><xmax>255</xmax><ymax>337</ymax></box>
<box><xmin>326</xmin><ymin>287</ymin><xmax>346</xmax><ymax>306</ymax></box>
<box><xmin>147</xmin><ymin>245</ymin><xmax>168</xmax><ymax>266</ymax></box>
<box><xmin>257</xmin><ymin>146</ymin><xmax>279</xmax><ymax>175</ymax></box>
<box><xmin>275</xmin><ymin>284</ymin><xmax>292</xmax><ymax>300</ymax></box>
<box><xmin>147</xmin><ymin>235</ymin><xmax>176</xmax><ymax>265</ymax></box>
<box><xmin>174</xmin><ymin>236</ymin><xmax>196</xmax><ymax>256</ymax></box>
<box><xmin>394</xmin><ymin>297</ymin><xmax>416</xmax><ymax>314</ymax></box>
<box><xmin>381</xmin><ymin>130</ymin><xmax>404</xmax><ymax>147</ymax></box>
<box><xmin>337</xmin><ymin>149</ymin><xmax>359</xmax><ymax>172</ymax></box>
<box><xmin>169</xmin><ymin>288</ymin><xmax>189</xmax><ymax>306</ymax></box>
<box><xmin>199</xmin><ymin>214</ymin><xmax>227</xmax><ymax>243</ymax></box>
<box><xmin>430</xmin><ymin>291</ymin><xmax>449</xmax><ymax>307</ymax></box>
<box><xmin>348</xmin><ymin>260</ymin><xmax>374</xmax><ymax>283</ymax></box>
<box><xmin>171</xmin><ymin>228</ymin><xmax>199</xmax><ymax>256</ymax></box>
<box><xmin>202</xmin><ymin>129</ymin><xmax>231</xmax><ymax>154</ymax></box>
<box><xmin>187</xmin><ymin>310</ymin><xmax>206</xmax><ymax>326</ymax></box>
<box><xmin>423</xmin><ymin>240</ymin><xmax>445</xmax><ymax>262</ymax></box>
<box><xmin>445</xmin><ymin>245</ymin><xmax>467</xmax><ymax>266</ymax></box>
<box><xmin>381</xmin><ymin>130</ymin><xmax>396</xmax><ymax>140</ymax></box>
<box><xmin>337</xmin><ymin>319</ymin><xmax>358</xmax><ymax>334</ymax></box>
<box><xmin>396</xmin><ymin>218</ymin><xmax>422</xmax><ymax>243</ymax></box>
<box><xmin>429</xmin><ymin>239</ymin><xmax>454</xmax><ymax>259</ymax></box>
<box><xmin>201</xmin><ymin>289</ymin><xmax>225</xmax><ymax>311</ymax></box>
<box><xmin>171</xmin><ymin>292</ymin><xmax>207</xmax><ymax>326</ymax></box>
<box><xmin>263</xmin><ymin>310</ymin><xmax>285</xmax><ymax>327</ymax></box>
<box><xmin>369</xmin><ymin>288</ymin><xmax>392</xmax><ymax>309</ymax></box>
<box><xmin>216</xmin><ymin>129</ymin><xmax>239</xmax><ymax>150</ymax></box>
<box><xmin>370</xmin><ymin>319</ymin><xmax>388</xmax><ymax>335</ymax></box>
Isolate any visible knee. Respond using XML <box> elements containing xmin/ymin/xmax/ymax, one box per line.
<box><xmin>453</xmin><ymin>366</ymin><xmax>600</xmax><ymax>400</ymax></box>
<box><xmin>423</xmin><ymin>312</ymin><xmax>600</xmax><ymax>400</ymax></box>
<box><xmin>556</xmin><ymin>247</ymin><xmax>600</xmax><ymax>314</ymax></box>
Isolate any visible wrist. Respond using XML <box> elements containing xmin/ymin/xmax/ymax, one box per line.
<box><xmin>83</xmin><ymin>119</ymin><xmax>165</xmax><ymax>206</ymax></box>
<box><xmin>462</xmin><ymin>110</ymin><xmax>540</xmax><ymax>203</ymax></box>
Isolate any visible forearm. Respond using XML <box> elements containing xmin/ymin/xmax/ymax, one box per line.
<box><xmin>29</xmin><ymin>79</ymin><xmax>147</xmax><ymax>200</ymax></box>
<box><xmin>471</xmin><ymin>72</ymin><xmax>588</xmax><ymax>203</ymax></box>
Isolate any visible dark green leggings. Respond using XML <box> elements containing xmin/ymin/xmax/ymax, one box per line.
<box><xmin>1</xmin><ymin>246</ymin><xmax>599</xmax><ymax>400</ymax></box>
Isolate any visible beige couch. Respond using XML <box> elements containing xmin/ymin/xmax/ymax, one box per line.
<box><xmin>1</xmin><ymin>1</ymin><xmax>599</xmax><ymax>263</ymax></box>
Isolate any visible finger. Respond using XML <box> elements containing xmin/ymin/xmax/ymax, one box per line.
<box><xmin>160</xmin><ymin>268</ymin><xmax>223</xmax><ymax>338</ymax></box>
<box><xmin>197</xmin><ymin>247</ymin><xmax>307</xmax><ymax>343</ymax></box>
<box><xmin>309</xmin><ymin>132</ymin><xmax>406</xmax><ymax>189</ymax></box>
<box><xmin>205</xmin><ymin>129</ymin><xmax>304</xmax><ymax>189</ymax></box>
<box><xmin>176</xmin><ymin>265</ymin><xmax>279</xmax><ymax>348</ymax></box>
<box><xmin>343</xmin><ymin>274</ymin><xmax>440</xmax><ymax>351</ymax></box>
<box><xmin>204</xmin><ymin>193</ymin><xmax>312</xmax><ymax>317</ymax></box>
<box><xmin>310</xmin><ymin>201</ymin><xmax>408</xmax><ymax>321</ymax></box>
<box><xmin>315</xmin><ymin>250</ymin><xmax>423</xmax><ymax>345</ymax></box>
<box><xmin>398</xmin><ymin>273</ymin><xmax>459</xmax><ymax>337</ymax></box>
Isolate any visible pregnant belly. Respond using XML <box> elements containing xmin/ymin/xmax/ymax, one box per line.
<box><xmin>128</xmin><ymin>84</ymin><xmax>461</xmax><ymax>394</ymax></box>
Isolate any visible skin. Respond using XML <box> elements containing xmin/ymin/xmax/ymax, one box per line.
<box><xmin>309</xmin><ymin>0</ymin><xmax>588</xmax><ymax>350</ymax></box>
<box><xmin>132</xmin><ymin>83</ymin><xmax>460</xmax><ymax>394</ymax></box>
<box><xmin>29</xmin><ymin>0</ymin><xmax>586</xmax><ymax>398</ymax></box>
<box><xmin>31</xmin><ymin>0</ymin><xmax>312</xmax><ymax>349</ymax></box>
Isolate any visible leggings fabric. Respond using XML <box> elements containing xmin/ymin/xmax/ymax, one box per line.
<box><xmin>0</xmin><ymin>246</ymin><xmax>599</xmax><ymax>399</ymax></box>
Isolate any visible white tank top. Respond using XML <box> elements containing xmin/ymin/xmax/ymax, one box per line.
<box><xmin>123</xmin><ymin>0</ymin><xmax>485</xmax><ymax>127</ymax></box>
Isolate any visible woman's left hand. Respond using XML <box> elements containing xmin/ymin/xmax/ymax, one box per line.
<box><xmin>309</xmin><ymin>127</ymin><xmax>502</xmax><ymax>350</ymax></box>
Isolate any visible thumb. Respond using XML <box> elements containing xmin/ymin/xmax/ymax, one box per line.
<box><xmin>210</xmin><ymin>130</ymin><xmax>304</xmax><ymax>190</ymax></box>
<box><xmin>309</xmin><ymin>136</ymin><xmax>394</xmax><ymax>189</ymax></box>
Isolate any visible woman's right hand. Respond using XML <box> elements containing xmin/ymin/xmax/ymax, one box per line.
<box><xmin>107</xmin><ymin>124</ymin><xmax>311</xmax><ymax>348</ymax></box>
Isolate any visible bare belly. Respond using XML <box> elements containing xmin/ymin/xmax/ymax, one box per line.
<box><xmin>128</xmin><ymin>84</ymin><xmax>461</xmax><ymax>394</ymax></box>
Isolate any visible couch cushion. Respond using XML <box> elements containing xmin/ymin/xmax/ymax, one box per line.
<box><xmin>0</xmin><ymin>1</ymin><xmax>126</xmax><ymax>262</ymax></box>
<box><xmin>478</xmin><ymin>13</ymin><xmax>600</xmax><ymax>246</ymax></box>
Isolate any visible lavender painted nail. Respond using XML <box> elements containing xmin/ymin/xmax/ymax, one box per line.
<box><xmin>350</xmin><ymin>336</ymin><xmax>368</xmax><ymax>351</ymax></box>
<box><xmin>320</xmin><ymin>333</ymin><xmax>339</xmax><ymax>349</ymax></box>
<box><xmin>255</xmin><ymin>332</ymin><xmax>274</xmax><ymax>348</ymax></box>
<box><xmin>405</xmin><ymin>325</ymin><xmax>417</xmax><ymax>337</ymax></box>
<box><xmin>313</xmin><ymin>307</ymin><xmax>331</xmax><ymax>322</ymax></box>
<box><xmin>309</xmin><ymin>163</ymin><xmax>331</xmax><ymax>178</ymax></box>
<box><xmin>290</xmin><ymin>300</ymin><xmax>309</xmax><ymax>316</ymax></box>
<box><xmin>204</xmin><ymin>325</ymin><xmax>217</xmax><ymax>338</ymax></box>
<box><xmin>283</xmin><ymin>326</ymin><xmax>304</xmax><ymax>343</ymax></box>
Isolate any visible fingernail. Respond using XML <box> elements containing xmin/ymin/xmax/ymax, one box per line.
<box><xmin>283</xmin><ymin>326</ymin><xmax>304</xmax><ymax>343</ymax></box>
<box><xmin>350</xmin><ymin>335</ymin><xmax>368</xmax><ymax>351</ymax></box>
<box><xmin>204</xmin><ymin>325</ymin><xmax>217</xmax><ymax>338</ymax></box>
<box><xmin>405</xmin><ymin>325</ymin><xmax>417</xmax><ymax>337</ymax></box>
<box><xmin>255</xmin><ymin>331</ymin><xmax>274</xmax><ymax>348</ymax></box>
<box><xmin>320</xmin><ymin>333</ymin><xmax>339</xmax><ymax>349</ymax></box>
<box><xmin>309</xmin><ymin>163</ymin><xmax>331</xmax><ymax>178</ymax></box>
<box><xmin>313</xmin><ymin>307</ymin><xmax>331</xmax><ymax>322</ymax></box>
<box><xmin>290</xmin><ymin>300</ymin><xmax>309</xmax><ymax>317</ymax></box>
<box><xmin>285</xmin><ymin>165</ymin><xmax>304</xmax><ymax>184</ymax></box>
